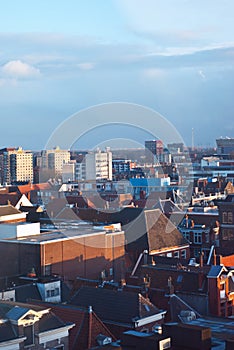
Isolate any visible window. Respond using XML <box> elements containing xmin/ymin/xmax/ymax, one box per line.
<box><xmin>181</xmin><ymin>250</ymin><xmax>187</xmax><ymax>259</ymax></box>
<box><xmin>222</xmin><ymin>212</ymin><xmax>228</xmax><ymax>223</ymax></box>
<box><xmin>222</xmin><ymin>229</ymin><xmax>234</xmax><ymax>240</ymax></box>
<box><xmin>194</xmin><ymin>232</ymin><xmax>202</xmax><ymax>244</ymax></box>
<box><xmin>44</xmin><ymin>264</ymin><xmax>52</xmax><ymax>276</ymax></box>
<box><xmin>183</xmin><ymin>232</ymin><xmax>190</xmax><ymax>241</ymax></box>
<box><xmin>228</xmin><ymin>212</ymin><xmax>233</xmax><ymax>224</ymax></box>
<box><xmin>46</xmin><ymin>288</ymin><xmax>60</xmax><ymax>298</ymax></box>
<box><xmin>174</xmin><ymin>251</ymin><xmax>179</xmax><ymax>258</ymax></box>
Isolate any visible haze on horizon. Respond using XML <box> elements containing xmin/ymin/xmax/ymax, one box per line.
<box><xmin>0</xmin><ymin>0</ymin><xmax>234</xmax><ymax>150</ymax></box>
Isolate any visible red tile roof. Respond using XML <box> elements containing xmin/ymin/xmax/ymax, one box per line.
<box><xmin>0</xmin><ymin>193</ymin><xmax>21</xmax><ymax>207</ymax></box>
<box><xmin>17</xmin><ymin>183</ymin><xmax>52</xmax><ymax>194</ymax></box>
<box><xmin>30</xmin><ymin>302</ymin><xmax>116</xmax><ymax>350</ymax></box>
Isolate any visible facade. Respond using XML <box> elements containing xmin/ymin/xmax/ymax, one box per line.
<box><xmin>62</xmin><ymin>161</ymin><xmax>76</xmax><ymax>182</ymax></box>
<box><xmin>207</xmin><ymin>265</ymin><xmax>234</xmax><ymax>317</ymax></box>
<box><xmin>10</xmin><ymin>148</ymin><xmax>33</xmax><ymax>183</ymax></box>
<box><xmin>217</xmin><ymin>194</ymin><xmax>234</xmax><ymax>256</ymax></box>
<box><xmin>145</xmin><ymin>140</ymin><xmax>164</xmax><ymax>163</ymax></box>
<box><xmin>0</xmin><ymin>147</ymin><xmax>33</xmax><ymax>184</ymax></box>
<box><xmin>112</xmin><ymin>159</ymin><xmax>131</xmax><ymax>174</ymax></box>
<box><xmin>41</xmin><ymin>147</ymin><xmax>70</xmax><ymax>174</ymax></box>
<box><xmin>0</xmin><ymin>222</ymin><xmax>125</xmax><ymax>284</ymax></box>
<box><xmin>178</xmin><ymin>216</ymin><xmax>216</xmax><ymax>261</ymax></box>
<box><xmin>75</xmin><ymin>161</ymin><xmax>86</xmax><ymax>181</ymax></box>
<box><xmin>216</xmin><ymin>137</ymin><xmax>234</xmax><ymax>155</ymax></box>
<box><xmin>85</xmin><ymin>149</ymin><xmax>112</xmax><ymax>181</ymax></box>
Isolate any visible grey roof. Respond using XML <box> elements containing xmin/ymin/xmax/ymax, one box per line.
<box><xmin>15</xmin><ymin>284</ymin><xmax>42</xmax><ymax>303</ymax></box>
<box><xmin>0</xmin><ymin>205</ymin><xmax>22</xmax><ymax>216</ymax></box>
<box><xmin>6</xmin><ymin>306</ymin><xmax>29</xmax><ymax>321</ymax></box>
<box><xmin>70</xmin><ymin>286</ymin><xmax>162</xmax><ymax>325</ymax></box>
<box><xmin>207</xmin><ymin>265</ymin><xmax>225</xmax><ymax>278</ymax></box>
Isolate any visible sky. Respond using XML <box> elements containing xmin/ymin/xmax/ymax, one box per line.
<box><xmin>0</xmin><ymin>0</ymin><xmax>234</xmax><ymax>150</ymax></box>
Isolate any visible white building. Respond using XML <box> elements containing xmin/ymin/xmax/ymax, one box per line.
<box><xmin>62</xmin><ymin>161</ymin><xmax>76</xmax><ymax>183</ymax></box>
<box><xmin>42</xmin><ymin>147</ymin><xmax>70</xmax><ymax>174</ymax></box>
<box><xmin>10</xmin><ymin>147</ymin><xmax>33</xmax><ymax>183</ymax></box>
<box><xmin>85</xmin><ymin>149</ymin><xmax>112</xmax><ymax>181</ymax></box>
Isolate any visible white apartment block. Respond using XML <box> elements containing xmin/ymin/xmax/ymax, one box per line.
<box><xmin>42</xmin><ymin>147</ymin><xmax>70</xmax><ymax>174</ymax></box>
<box><xmin>85</xmin><ymin>149</ymin><xmax>112</xmax><ymax>181</ymax></box>
<box><xmin>10</xmin><ymin>147</ymin><xmax>33</xmax><ymax>183</ymax></box>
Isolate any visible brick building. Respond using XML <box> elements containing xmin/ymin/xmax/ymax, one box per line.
<box><xmin>0</xmin><ymin>222</ymin><xmax>125</xmax><ymax>286</ymax></box>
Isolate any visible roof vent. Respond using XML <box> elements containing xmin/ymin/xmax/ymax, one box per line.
<box><xmin>96</xmin><ymin>334</ymin><xmax>112</xmax><ymax>346</ymax></box>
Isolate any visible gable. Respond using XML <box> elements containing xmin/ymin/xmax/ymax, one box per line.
<box><xmin>145</xmin><ymin>209</ymin><xmax>188</xmax><ymax>253</ymax></box>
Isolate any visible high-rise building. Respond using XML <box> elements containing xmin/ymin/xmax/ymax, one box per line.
<box><xmin>41</xmin><ymin>147</ymin><xmax>70</xmax><ymax>174</ymax></box>
<box><xmin>0</xmin><ymin>147</ymin><xmax>33</xmax><ymax>184</ymax></box>
<box><xmin>145</xmin><ymin>140</ymin><xmax>164</xmax><ymax>163</ymax></box>
<box><xmin>85</xmin><ymin>149</ymin><xmax>112</xmax><ymax>181</ymax></box>
<box><xmin>216</xmin><ymin>137</ymin><xmax>234</xmax><ymax>156</ymax></box>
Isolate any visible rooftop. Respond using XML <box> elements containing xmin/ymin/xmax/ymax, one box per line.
<box><xmin>0</xmin><ymin>222</ymin><xmax>124</xmax><ymax>244</ymax></box>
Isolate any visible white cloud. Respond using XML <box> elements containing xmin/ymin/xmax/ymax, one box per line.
<box><xmin>77</xmin><ymin>62</ymin><xmax>95</xmax><ymax>70</ymax></box>
<box><xmin>2</xmin><ymin>60</ymin><xmax>41</xmax><ymax>79</ymax></box>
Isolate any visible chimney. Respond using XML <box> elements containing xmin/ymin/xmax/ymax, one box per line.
<box><xmin>213</xmin><ymin>249</ymin><xmax>217</xmax><ymax>266</ymax></box>
<box><xmin>200</xmin><ymin>251</ymin><xmax>204</xmax><ymax>268</ymax></box>
<box><xmin>168</xmin><ymin>276</ymin><xmax>174</xmax><ymax>295</ymax></box>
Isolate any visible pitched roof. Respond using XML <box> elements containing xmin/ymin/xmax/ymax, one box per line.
<box><xmin>0</xmin><ymin>321</ymin><xmax>21</xmax><ymax>342</ymax></box>
<box><xmin>15</xmin><ymin>284</ymin><xmax>42</xmax><ymax>303</ymax></box>
<box><xmin>70</xmin><ymin>286</ymin><xmax>161</xmax><ymax>326</ymax></box>
<box><xmin>17</xmin><ymin>183</ymin><xmax>52</xmax><ymax>194</ymax></box>
<box><xmin>144</xmin><ymin>209</ymin><xmax>189</xmax><ymax>253</ymax></box>
<box><xmin>169</xmin><ymin>294</ymin><xmax>201</xmax><ymax>322</ymax></box>
<box><xmin>30</xmin><ymin>302</ymin><xmax>116</xmax><ymax>350</ymax></box>
<box><xmin>0</xmin><ymin>300</ymin><xmax>70</xmax><ymax>344</ymax></box>
<box><xmin>0</xmin><ymin>193</ymin><xmax>21</xmax><ymax>207</ymax></box>
<box><xmin>154</xmin><ymin>198</ymin><xmax>182</xmax><ymax>214</ymax></box>
<box><xmin>207</xmin><ymin>265</ymin><xmax>227</xmax><ymax>278</ymax></box>
<box><xmin>0</xmin><ymin>204</ymin><xmax>22</xmax><ymax>216</ymax></box>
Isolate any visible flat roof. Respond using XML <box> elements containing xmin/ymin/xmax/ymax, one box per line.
<box><xmin>0</xmin><ymin>224</ymin><xmax>124</xmax><ymax>244</ymax></box>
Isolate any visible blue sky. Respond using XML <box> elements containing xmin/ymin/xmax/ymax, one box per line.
<box><xmin>0</xmin><ymin>0</ymin><xmax>234</xmax><ymax>150</ymax></box>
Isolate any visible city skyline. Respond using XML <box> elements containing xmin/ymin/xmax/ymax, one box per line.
<box><xmin>0</xmin><ymin>0</ymin><xmax>234</xmax><ymax>149</ymax></box>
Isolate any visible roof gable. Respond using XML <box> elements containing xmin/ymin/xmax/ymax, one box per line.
<box><xmin>145</xmin><ymin>209</ymin><xmax>188</xmax><ymax>253</ymax></box>
<box><xmin>207</xmin><ymin>265</ymin><xmax>228</xmax><ymax>278</ymax></box>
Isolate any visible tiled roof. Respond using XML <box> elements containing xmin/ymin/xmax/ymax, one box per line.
<box><xmin>17</xmin><ymin>183</ymin><xmax>52</xmax><ymax>194</ymax></box>
<box><xmin>154</xmin><ymin>198</ymin><xmax>182</xmax><ymax>214</ymax></box>
<box><xmin>207</xmin><ymin>265</ymin><xmax>226</xmax><ymax>278</ymax></box>
<box><xmin>6</xmin><ymin>306</ymin><xmax>29</xmax><ymax>321</ymax></box>
<box><xmin>70</xmin><ymin>286</ymin><xmax>161</xmax><ymax>326</ymax></box>
<box><xmin>30</xmin><ymin>302</ymin><xmax>116</xmax><ymax>350</ymax></box>
<box><xmin>169</xmin><ymin>294</ymin><xmax>201</xmax><ymax>322</ymax></box>
<box><xmin>15</xmin><ymin>284</ymin><xmax>42</xmax><ymax>303</ymax></box>
<box><xmin>145</xmin><ymin>209</ymin><xmax>189</xmax><ymax>253</ymax></box>
<box><xmin>0</xmin><ymin>193</ymin><xmax>21</xmax><ymax>207</ymax></box>
<box><xmin>38</xmin><ymin>311</ymin><xmax>67</xmax><ymax>332</ymax></box>
<box><xmin>0</xmin><ymin>204</ymin><xmax>22</xmax><ymax>216</ymax></box>
<box><xmin>0</xmin><ymin>321</ymin><xmax>19</xmax><ymax>342</ymax></box>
